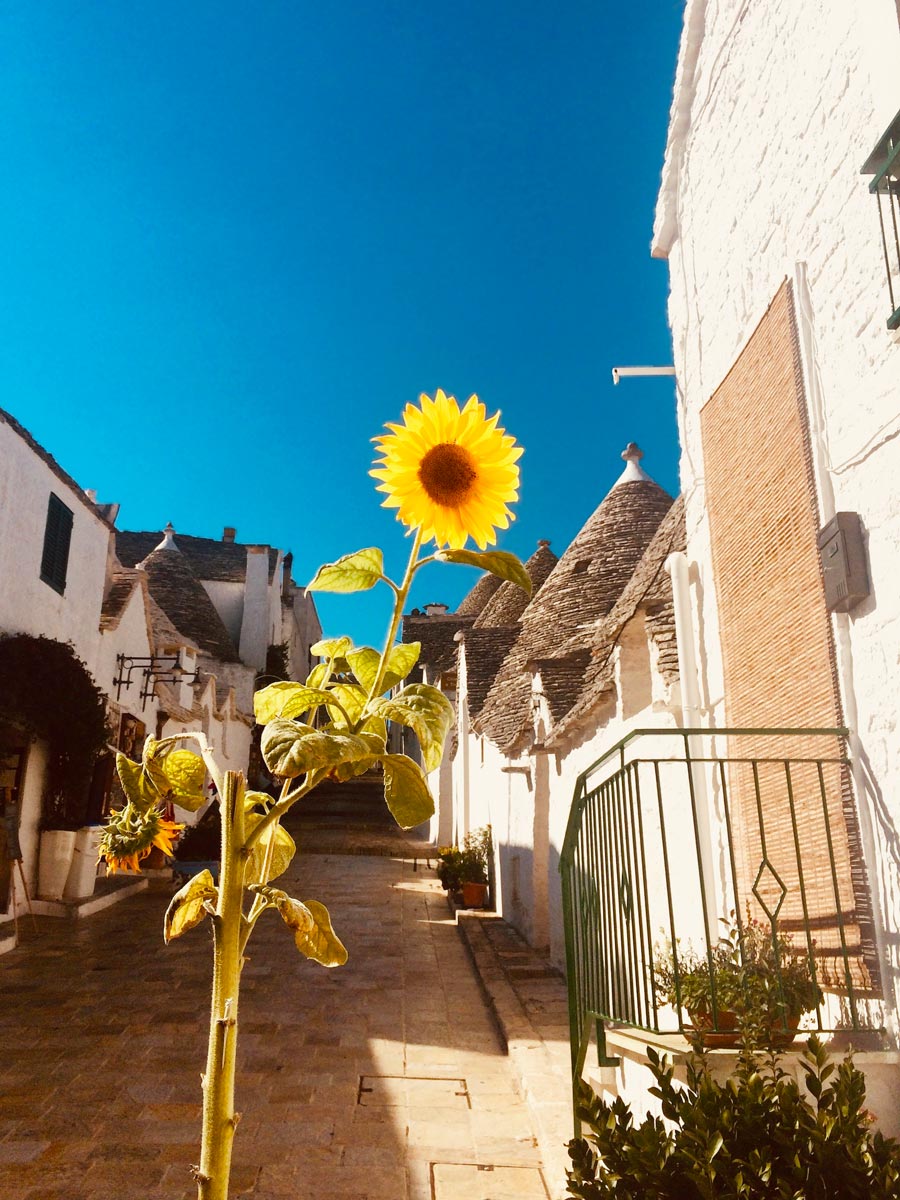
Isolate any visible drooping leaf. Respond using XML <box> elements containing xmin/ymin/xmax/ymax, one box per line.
<box><xmin>164</xmin><ymin>869</ymin><xmax>218</xmax><ymax>943</ymax></box>
<box><xmin>373</xmin><ymin>683</ymin><xmax>454</xmax><ymax>773</ymax></box>
<box><xmin>272</xmin><ymin>892</ymin><xmax>348</xmax><ymax>967</ymax></box>
<box><xmin>435</xmin><ymin>548</ymin><xmax>532</xmax><ymax>595</ymax></box>
<box><xmin>327</xmin><ymin>731</ymin><xmax>384</xmax><ymax>782</ymax></box>
<box><xmin>307</xmin><ymin>548</ymin><xmax>384</xmax><ymax>594</ymax></box>
<box><xmin>381</xmin><ymin>753</ymin><xmax>435</xmax><ymax>829</ymax></box>
<box><xmin>261</xmin><ymin>719</ymin><xmax>376</xmax><ymax>779</ymax></box>
<box><xmin>116</xmin><ymin>753</ymin><xmax>159</xmax><ymax>814</ymax></box>
<box><xmin>159</xmin><ymin>749</ymin><xmax>207</xmax><ymax>811</ymax></box>
<box><xmin>310</xmin><ymin>635</ymin><xmax>353</xmax><ymax>659</ymax></box>
<box><xmin>244</xmin><ymin>815</ymin><xmax>296</xmax><ymax>884</ymax></box>
<box><xmin>254</xmin><ymin>682</ymin><xmax>335</xmax><ymax>724</ymax></box>
<box><xmin>244</xmin><ymin>791</ymin><xmax>271</xmax><ymax>813</ymax></box>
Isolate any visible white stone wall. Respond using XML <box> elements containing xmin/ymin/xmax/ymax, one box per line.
<box><xmin>201</xmin><ymin>580</ymin><xmax>245</xmax><ymax>647</ymax></box>
<box><xmin>655</xmin><ymin>0</ymin><xmax>900</xmax><ymax>1029</ymax></box>
<box><xmin>0</xmin><ymin>421</ymin><xmax>110</xmax><ymax>662</ymax></box>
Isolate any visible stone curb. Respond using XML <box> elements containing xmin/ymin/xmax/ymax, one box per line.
<box><xmin>453</xmin><ymin>907</ymin><xmax>573</xmax><ymax>1200</ymax></box>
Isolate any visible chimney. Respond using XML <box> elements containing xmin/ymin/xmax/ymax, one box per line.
<box><xmin>222</xmin><ymin>526</ymin><xmax>236</xmax><ymax>543</ymax></box>
<box><xmin>423</xmin><ymin>602</ymin><xmax>449</xmax><ymax>616</ymax></box>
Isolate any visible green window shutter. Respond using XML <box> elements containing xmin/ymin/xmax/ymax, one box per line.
<box><xmin>40</xmin><ymin>493</ymin><xmax>74</xmax><ymax>594</ymax></box>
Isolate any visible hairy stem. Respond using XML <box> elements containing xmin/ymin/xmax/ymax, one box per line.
<box><xmin>197</xmin><ymin>771</ymin><xmax>246</xmax><ymax>1200</ymax></box>
<box><xmin>358</xmin><ymin>528</ymin><xmax>425</xmax><ymax>724</ymax></box>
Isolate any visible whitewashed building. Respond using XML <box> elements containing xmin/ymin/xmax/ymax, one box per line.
<box><xmin>0</xmin><ymin>407</ymin><xmax>320</xmax><ymax>936</ymax></box>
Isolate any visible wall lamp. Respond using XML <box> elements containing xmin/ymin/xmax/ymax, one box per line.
<box><xmin>114</xmin><ymin>653</ymin><xmax>200</xmax><ymax>707</ymax></box>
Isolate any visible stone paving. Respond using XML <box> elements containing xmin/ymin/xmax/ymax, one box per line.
<box><xmin>0</xmin><ymin>788</ymin><xmax>570</xmax><ymax>1200</ymax></box>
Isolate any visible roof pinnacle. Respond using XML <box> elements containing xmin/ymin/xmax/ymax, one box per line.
<box><xmin>613</xmin><ymin>442</ymin><xmax>652</xmax><ymax>487</ymax></box>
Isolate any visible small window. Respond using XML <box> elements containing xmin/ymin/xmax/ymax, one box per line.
<box><xmin>861</xmin><ymin>107</ymin><xmax>900</xmax><ymax>331</ymax></box>
<box><xmin>40</xmin><ymin>493</ymin><xmax>74</xmax><ymax>594</ymax></box>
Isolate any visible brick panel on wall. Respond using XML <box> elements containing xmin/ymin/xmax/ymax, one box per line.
<box><xmin>701</xmin><ymin>280</ymin><xmax>875</xmax><ymax>992</ymax></box>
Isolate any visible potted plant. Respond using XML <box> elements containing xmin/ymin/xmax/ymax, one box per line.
<box><xmin>436</xmin><ymin>826</ymin><xmax>493</xmax><ymax>907</ymax></box>
<box><xmin>459</xmin><ymin>825</ymin><xmax>492</xmax><ymax>909</ymax></box>
<box><xmin>654</xmin><ymin>912</ymin><xmax>823</xmax><ymax>1047</ymax></box>
<box><xmin>436</xmin><ymin>844</ymin><xmax>466</xmax><ymax>896</ymax></box>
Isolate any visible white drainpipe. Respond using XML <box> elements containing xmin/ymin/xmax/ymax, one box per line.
<box><xmin>665</xmin><ymin>551</ymin><xmax>721</xmax><ymax>932</ymax></box>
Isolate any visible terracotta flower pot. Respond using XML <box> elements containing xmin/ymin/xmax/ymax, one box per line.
<box><xmin>687</xmin><ymin>1007</ymin><xmax>801</xmax><ymax>1048</ymax></box>
<box><xmin>461</xmin><ymin>881</ymin><xmax>489</xmax><ymax>909</ymax></box>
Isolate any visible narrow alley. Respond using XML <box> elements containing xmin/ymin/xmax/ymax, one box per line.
<box><xmin>0</xmin><ymin>784</ymin><xmax>570</xmax><ymax>1200</ymax></box>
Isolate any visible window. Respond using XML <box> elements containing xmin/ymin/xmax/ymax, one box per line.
<box><xmin>40</xmin><ymin>493</ymin><xmax>74</xmax><ymax>594</ymax></box>
<box><xmin>861</xmin><ymin>107</ymin><xmax>900</xmax><ymax>330</ymax></box>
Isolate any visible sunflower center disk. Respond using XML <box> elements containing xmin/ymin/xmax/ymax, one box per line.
<box><xmin>417</xmin><ymin>443</ymin><xmax>477</xmax><ymax>507</ymax></box>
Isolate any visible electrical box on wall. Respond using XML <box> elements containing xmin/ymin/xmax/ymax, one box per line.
<box><xmin>817</xmin><ymin>512</ymin><xmax>870</xmax><ymax>613</ymax></box>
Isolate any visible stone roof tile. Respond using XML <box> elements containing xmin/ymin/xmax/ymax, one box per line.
<box><xmin>117</xmin><ymin>530</ymin><xmax>279</xmax><ymax>583</ymax></box>
<box><xmin>99</xmin><ymin>569</ymin><xmax>143</xmax><ymax>631</ymax></box>
<box><xmin>138</xmin><ymin>546</ymin><xmax>240</xmax><ymax>662</ymax></box>
<box><xmin>460</xmin><ymin>626</ymin><xmax>520</xmax><ymax>718</ymax></box>
<box><xmin>455</xmin><ymin>572</ymin><xmax>503</xmax><ymax>617</ymax></box>
<box><xmin>474</xmin><ymin>541</ymin><xmax>557</xmax><ymax>628</ymax></box>
<box><xmin>547</xmin><ymin>496</ymin><xmax>686</xmax><ymax>746</ymax></box>
<box><xmin>475</xmin><ymin>465</ymin><xmax>674</xmax><ymax>751</ymax></box>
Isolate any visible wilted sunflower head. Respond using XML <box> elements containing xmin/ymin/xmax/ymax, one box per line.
<box><xmin>99</xmin><ymin>803</ymin><xmax>183</xmax><ymax>873</ymax></box>
<box><xmin>371</xmin><ymin>389</ymin><xmax>522</xmax><ymax>550</ymax></box>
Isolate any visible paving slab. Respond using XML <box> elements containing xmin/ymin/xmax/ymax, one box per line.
<box><xmin>0</xmin><ymin>787</ymin><xmax>564</xmax><ymax>1198</ymax></box>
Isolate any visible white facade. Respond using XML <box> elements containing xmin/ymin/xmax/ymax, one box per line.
<box><xmin>0</xmin><ymin>410</ymin><xmax>316</xmax><ymax>932</ymax></box>
<box><xmin>653</xmin><ymin>0</ymin><xmax>900</xmax><ymax>1033</ymax></box>
<box><xmin>0</xmin><ymin>416</ymin><xmax>111</xmax><ymax>662</ymax></box>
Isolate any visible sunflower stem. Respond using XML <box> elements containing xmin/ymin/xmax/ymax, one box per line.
<box><xmin>359</xmin><ymin>527</ymin><xmax>424</xmax><ymax>719</ymax></box>
<box><xmin>197</xmin><ymin>770</ymin><xmax>246</xmax><ymax>1200</ymax></box>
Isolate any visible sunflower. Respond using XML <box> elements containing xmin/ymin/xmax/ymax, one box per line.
<box><xmin>371</xmin><ymin>389</ymin><xmax>522</xmax><ymax>550</ymax></box>
<box><xmin>98</xmin><ymin>802</ymin><xmax>183</xmax><ymax>874</ymax></box>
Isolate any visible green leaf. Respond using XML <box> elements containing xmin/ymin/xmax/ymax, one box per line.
<box><xmin>272</xmin><ymin>893</ymin><xmax>348</xmax><ymax>967</ymax></box>
<box><xmin>346</xmin><ymin>646</ymin><xmax>381</xmax><ymax>692</ymax></box>
<box><xmin>306</xmin><ymin>663</ymin><xmax>329</xmax><ymax>688</ymax></box>
<box><xmin>164</xmin><ymin>869</ymin><xmax>218</xmax><ymax>943</ymax></box>
<box><xmin>346</xmin><ymin>642</ymin><xmax>422</xmax><ymax>695</ymax></box>
<box><xmin>307</xmin><ymin>548</ymin><xmax>384</xmax><ymax>594</ymax></box>
<box><xmin>310</xmin><ymin>635</ymin><xmax>353</xmax><ymax>659</ymax></box>
<box><xmin>244</xmin><ymin>815</ymin><xmax>295</xmax><ymax>884</ymax></box>
<box><xmin>373</xmin><ymin>683</ymin><xmax>454</xmax><ymax>772</ymax></box>
<box><xmin>435</xmin><ymin>549</ymin><xmax>532</xmax><ymax>595</ymax></box>
<box><xmin>384</xmin><ymin>641</ymin><xmax>420</xmax><ymax>689</ymax></box>
<box><xmin>254</xmin><ymin>682</ymin><xmax>335</xmax><ymax>724</ymax></box>
<box><xmin>244</xmin><ymin>791</ymin><xmax>271</xmax><ymax>813</ymax></box>
<box><xmin>381</xmin><ymin>754</ymin><xmax>435</xmax><ymax>829</ymax></box>
<box><xmin>159</xmin><ymin>749</ymin><xmax>207</xmax><ymax>811</ymax></box>
<box><xmin>327</xmin><ymin>683</ymin><xmax>368</xmax><ymax>730</ymax></box>
<box><xmin>261</xmin><ymin>719</ymin><xmax>377</xmax><ymax>778</ymax></box>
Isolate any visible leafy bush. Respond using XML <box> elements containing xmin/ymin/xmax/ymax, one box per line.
<box><xmin>566</xmin><ymin>1035</ymin><xmax>900</xmax><ymax>1198</ymax></box>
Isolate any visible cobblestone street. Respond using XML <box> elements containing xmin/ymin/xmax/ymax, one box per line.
<box><xmin>0</xmin><ymin>789</ymin><xmax>569</xmax><ymax>1199</ymax></box>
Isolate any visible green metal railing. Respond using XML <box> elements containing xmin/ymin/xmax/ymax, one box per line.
<box><xmin>560</xmin><ymin>728</ymin><xmax>875</xmax><ymax>1102</ymax></box>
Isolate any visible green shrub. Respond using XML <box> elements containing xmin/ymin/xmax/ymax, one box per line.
<box><xmin>566</xmin><ymin>1035</ymin><xmax>900</xmax><ymax>1198</ymax></box>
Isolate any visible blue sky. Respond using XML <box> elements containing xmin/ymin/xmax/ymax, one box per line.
<box><xmin>2</xmin><ymin>2</ymin><xmax>684</xmax><ymax>650</ymax></box>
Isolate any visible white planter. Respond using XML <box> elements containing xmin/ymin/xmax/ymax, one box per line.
<box><xmin>63</xmin><ymin>825</ymin><xmax>103</xmax><ymax>901</ymax></box>
<box><xmin>38</xmin><ymin>830</ymin><xmax>77</xmax><ymax>900</ymax></box>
